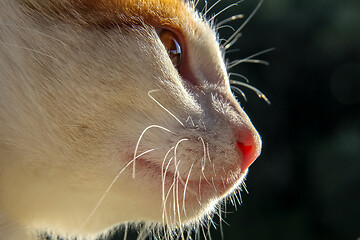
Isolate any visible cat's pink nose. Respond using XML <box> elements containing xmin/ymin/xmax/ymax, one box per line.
<box><xmin>237</xmin><ymin>139</ymin><xmax>260</xmax><ymax>172</ymax></box>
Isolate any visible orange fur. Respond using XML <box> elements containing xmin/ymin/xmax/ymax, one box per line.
<box><xmin>23</xmin><ymin>0</ymin><xmax>195</xmax><ymax>30</ymax></box>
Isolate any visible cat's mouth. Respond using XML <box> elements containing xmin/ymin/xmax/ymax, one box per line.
<box><xmin>132</xmin><ymin>155</ymin><xmax>246</xmax><ymax>200</ymax></box>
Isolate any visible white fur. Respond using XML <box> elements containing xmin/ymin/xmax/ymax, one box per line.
<box><xmin>0</xmin><ymin>1</ymin><xmax>261</xmax><ymax>239</ymax></box>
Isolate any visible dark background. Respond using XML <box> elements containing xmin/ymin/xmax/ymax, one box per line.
<box><xmin>112</xmin><ymin>0</ymin><xmax>360</xmax><ymax>239</ymax></box>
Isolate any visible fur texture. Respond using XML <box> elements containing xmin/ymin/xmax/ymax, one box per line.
<box><xmin>0</xmin><ymin>0</ymin><xmax>261</xmax><ymax>239</ymax></box>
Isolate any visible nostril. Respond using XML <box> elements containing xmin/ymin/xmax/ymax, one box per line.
<box><xmin>236</xmin><ymin>141</ymin><xmax>257</xmax><ymax>172</ymax></box>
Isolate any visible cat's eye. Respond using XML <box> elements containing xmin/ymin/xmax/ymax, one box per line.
<box><xmin>158</xmin><ymin>29</ymin><xmax>182</xmax><ymax>68</ymax></box>
<box><xmin>157</xmin><ymin>28</ymin><xmax>198</xmax><ymax>85</ymax></box>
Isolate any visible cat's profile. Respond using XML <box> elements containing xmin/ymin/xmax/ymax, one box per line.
<box><xmin>0</xmin><ymin>0</ymin><xmax>263</xmax><ymax>239</ymax></box>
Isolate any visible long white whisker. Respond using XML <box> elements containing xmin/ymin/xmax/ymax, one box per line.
<box><xmin>162</xmin><ymin>149</ymin><xmax>174</xmax><ymax>225</ymax></box>
<box><xmin>132</xmin><ymin>124</ymin><xmax>173</xmax><ymax>178</ymax></box>
<box><xmin>173</xmin><ymin>138</ymin><xmax>190</xmax><ymax>177</ymax></box>
<box><xmin>164</xmin><ymin>177</ymin><xmax>176</xmax><ymax>226</ymax></box>
<box><xmin>182</xmin><ymin>163</ymin><xmax>194</xmax><ymax>216</ymax></box>
<box><xmin>198</xmin><ymin>137</ymin><xmax>207</xmax><ymax>171</ymax></box>
<box><xmin>148</xmin><ymin>90</ymin><xmax>185</xmax><ymax>127</ymax></box>
<box><xmin>175</xmin><ymin>170</ymin><xmax>186</xmax><ymax>240</ymax></box>
<box><xmin>162</xmin><ymin>148</ymin><xmax>175</xmax><ymax>212</ymax></box>
<box><xmin>206</xmin><ymin>143</ymin><xmax>212</xmax><ymax>164</ymax></box>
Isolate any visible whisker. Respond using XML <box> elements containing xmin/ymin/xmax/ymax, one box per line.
<box><xmin>229</xmin><ymin>195</ymin><xmax>235</xmax><ymax>206</ymax></box>
<box><xmin>204</xmin><ymin>0</ymin><xmax>222</xmax><ymax>16</ymax></box>
<box><xmin>242</xmin><ymin>181</ymin><xmax>249</xmax><ymax>194</ymax></box>
<box><xmin>230</xmin><ymin>80</ymin><xmax>270</xmax><ymax>104</ymax></box>
<box><xmin>123</xmin><ymin>224</ymin><xmax>128</xmax><ymax>240</ymax></box>
<box><xmin>208</xmin><ymin>1</ymin><xmax>243</xmax><ymax>22</ymax></box>
<box><xmin>224</xmin><ymin>48</ymin><xmax>240</xmax><ymax>54</ymax></box>
<box><xmin>228</xmin><ymin>47</ymin><xmax>275</xmax><ymax>69</ymax></box>
<box><xmin>206</xmin><ymin>143</ymin><xmax>212</xmax><ymax>164</ymax></box>
<box><xmin>148</xmin><ymin>90</ymin><xmax>185</xmax><ymax>127</ymax></box>
<box><xmin>198</xmin><ymin>137</ymin><xmax>207</xmax><ymax>171</ymax></box>
<box><xmin>234</xmin><ymin>190</ymin><xmax>242</xmax><ymax>205</ymax></box>
<box><xmin>165</xmin><ymin>178</ymin><xmax>176</xmax><ymax>224</ymax></box>
<box><xmin>200</xmin><ymin>0</ymin><xmax>208</xmax><ymax>15</ymax></box>
<box><xmin>229</xmin><ymin>72</ymin><xmax>249</xmax><ymax>83</ymax></box>
<box><xmin>218</xmin><ymin>207</ymin><xmax>224</xmax><ymax>240</ymax></box>
<box><xmin>194</xmin><ymin>0</ymin><xmax>201</xmax><ymax>8</ymax></box>
<box><xmin>212</xmin><ymin>163</ymin><xmax>217</xmax><ymax>177</ymax></box>
<box><xmin>200</xmin><ymin>223</ymin><xmax>208</xmax><ymax>240</ymax></box>
<box><xmin>163</xmin><ymin>178</ymin><xmax>176</xmax><ymax>228</ymax></box>
<box><xmin>216</xmin><ymin>25</ymin><xmax>236</xmax><ymax>31</ymax></box>
<box><xmin>175</xmin><ymin>173</ymin><xmax>186</xmax><ymax>240</ymax></box>
<box><xmin>185</xmin><ymin>116</ymin><xmax>195</xmax><ymax>127</ymax></box>
<box><xmin>230</xmin><ymin>86</ymin><xmax>247</xmax><ymax>102</ymax></box>
<box><xmin>223</xmin><ymin>33</ymin><xmax>242</xmax><ymax>50</ymax></box>
<box><xmin>216</xmin><ymin>14</ymin><xmax>244</xmax><ymax>27</ymax></box>
<box><xmin>162</xmin><ymin>155</ymin><xmax>174</xmax><ymax>226</ymax></box>
<box><xmin>137</xmin><ymin>226</ymin><xmax>149</xmax><ymax>240</ymax></box>
<box><xmin>211</xmin><ymin>177</ymin><xmax>218</xmax><ymax>194</ymax></box>
<box><xmin>173</xmin><ymin>138</ymin><xmax>190</xmax><ymax>176</ymax></box>
<box><xmin>162</xmin><ymin>147</ymin><xmax>175</xmax><ymax>225</ymax></box>
<box><xmin>223</xmin><ymin>0</ymin><xmax>264</xmax><ymax>47</ymax></box>
<box><xmin>229</xmin><ymin>58</ymin><xmax>269</xmax><ymax>68</ymax></box>
<box><xmin>162</xmin><ymin>148</ymin><xmax>175</xmax><ymax>201</ymax></box>
<box><xmin>182</xmin><ymin>163</ymin><xmax>194</xmax><ymax>216</ymax></box>
<box><xmin>132</xmin><ymin>124</ymin><xmax>173</xmax><ymax>178</ymax></box>
<box><xmin>207</xmin><ymin>220</ymin><xmax>213</xmax><ymax>240</ymax></box>
<box><xmin>198</xmin><ymin>176</ymin><xmax>202</xmax><ymax>201</ymax></box>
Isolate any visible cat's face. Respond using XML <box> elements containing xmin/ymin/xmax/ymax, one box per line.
<box><xmin>0</xmin><ymin>0</ymin><xmax>261</xmax><ymax>237</ymax></box>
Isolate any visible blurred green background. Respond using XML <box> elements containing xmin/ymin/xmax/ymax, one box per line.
<box><xmin>112</xmin><ymin>0</ymin><xmax>360</xmax><ymax>239</ymax></box>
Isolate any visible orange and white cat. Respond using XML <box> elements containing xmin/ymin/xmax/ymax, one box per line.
<box><xmin>0</xmin><ymin>0</ymin><xmax>262</xmax><ymax>239</ymax></box>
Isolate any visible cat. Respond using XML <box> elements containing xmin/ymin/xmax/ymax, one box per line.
<box><xmin>0</xmin><ymin>0</ymin><xmax>263</xmax><ymax>239</ymax></box>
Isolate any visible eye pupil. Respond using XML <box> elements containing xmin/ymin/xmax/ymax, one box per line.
<box><xmin>159</xmin><ymin>29</ymin><xmax>182</xmax><ymax>68</ymax></box>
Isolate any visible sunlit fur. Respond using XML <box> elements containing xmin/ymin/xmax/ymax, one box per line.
<box><xmin>0</xmin><ymin>0</ymin><xmax>262</xmax><ymax>239</ymax></box>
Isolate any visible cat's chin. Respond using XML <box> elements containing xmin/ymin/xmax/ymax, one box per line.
<box><xmin>126</xmin><ymin>155</ymin><xmax>247</xmax><ymax>224</ymax></box>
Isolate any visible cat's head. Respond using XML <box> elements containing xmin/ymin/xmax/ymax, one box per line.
<box><xmin>0</xmin><ymin>0</ymin><xmax>261</xmax><ymax>237</ymax></box>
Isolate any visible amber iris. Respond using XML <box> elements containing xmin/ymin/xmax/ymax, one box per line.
<box><xmin>159</xmin><ymin>29</ymin><xmax>182</xmax><ymax>68</ymax></box>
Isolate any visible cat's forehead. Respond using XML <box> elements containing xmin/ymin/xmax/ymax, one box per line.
<box><xmin>24</xmin><ymin>0</ymin><xmax>197</xmax><ymax>30</ymax></box>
